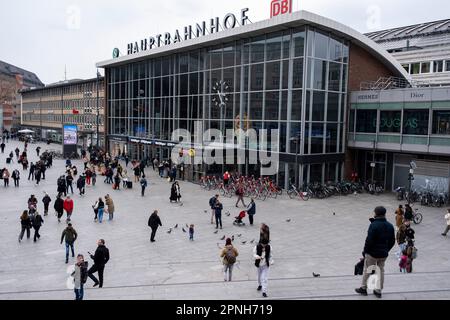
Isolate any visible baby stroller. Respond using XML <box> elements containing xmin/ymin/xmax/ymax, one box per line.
<box><xmin>233</xmin><ymin>211</ymin><xmax>246</xmax><ymax>226</ymax></box>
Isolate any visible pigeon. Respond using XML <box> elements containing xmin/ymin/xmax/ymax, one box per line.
<box><xmin>237</xmin><ymin>234</ymin><xmax>242</xmax><ymax>237</ymax></box>
<box><xmin>286</xmin><ymin>219</ymin><xmax>291</xmax><ymax>222</ymax></box>
<box><xmin>232</xmin><ymin>235</ymin><xmax>235</xmax><ymax>241</ymax></box>
<box><xmin>241</xmin><ymin>241</ymin><xmax>247</xmax><ymax>244</ymax></box>
<box><xmin>204</xmin><ymin>210</ymin><xmax>208</xmax><ymax>213</ymax></box>
<box><xmin>213</xmin><ymin>230</ymin><xmax>219</xmax><ymax>234</ymax></box>
<box><xmin>182</xmin><ymin>228</ymin><xmax>186</xmax><ymax>233</ymax></box>
<box><xmin>225</xmin><ymin>211</ymin><xmax>231</xmax><ymax>216</ymax></box>
<box><xmin>250</xmin><ymin>239</ymin><xmax>255</xmax><ymax>244</ymax></box>
<box><xmin>167</xmin><ymin>228</ymin><xmax>172</xmax><ymax>234</ymax></box>
<box><xmin>220</xmin><ymin>235</ymin><xmax>226</xmax><ymax>240</ymax></box>
<box><xmin>174</xmin><ymin>224</ymin><xmax>178</xmax><ymax>228</ymax></box>
<box><xmin>313</xmin><ymin>272</ymin><xmax>321</xmax><ymax>278</ymax></box>
<box><xmin>179</xmin><ymin>203</ymin><xmax>183</xmax><ymax>206</ymax></box>
<box><xmin>333</xmin><ymin>212</ymin><xmax>336</xmax><ymax>216</ymax></box>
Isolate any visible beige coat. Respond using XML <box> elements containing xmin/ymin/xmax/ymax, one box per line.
<box><xmin>220</xmin><ymin>245</ymin><xmax>238</xmax><ymax>265</ymax></box>
<box><xmin>395</xmin><ymin>208</ymin><xmax>404</xmax><ymax>227</ymax></box>
<box><xmin>105</xmin><ymin>197</ymin><xmax>115</xmax><ymax>214</ymax></box>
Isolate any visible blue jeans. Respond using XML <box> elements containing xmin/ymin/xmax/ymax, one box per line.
<box><xmin>74</xmin><ymin>286</ymin><xmax>84</xmax><ymax>300</ymax></box>
<box><xmin>65</xmin><ymin>242</ymin><xmax>74</xmax><ymax>262</ymax></box>
<box><xmin>98</xmin><ymin>208</ymin><xmax>104</xmax><ymax>223</ymax></box>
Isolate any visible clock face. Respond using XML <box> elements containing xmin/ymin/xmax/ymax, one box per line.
<box><xmin>112</xmin><ymin>48</ymin><xmax>120</xmax><ymax>59</ymax></box>
<box><xmin>212</xmin><ymin>80</ymin><xmax>230</xmax><ymax>108</ymax></box>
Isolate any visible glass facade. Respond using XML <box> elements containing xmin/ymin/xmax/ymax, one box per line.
<box><xmin>106</xmin><ymin>26</ymin><xmax>349</xmax><ymax>186</ymax></box>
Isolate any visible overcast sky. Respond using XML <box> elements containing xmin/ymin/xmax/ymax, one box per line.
<box><xmin>1</xmin><ymin>0</ymin><xmax>449</xmax><ymax>84</ymax></box>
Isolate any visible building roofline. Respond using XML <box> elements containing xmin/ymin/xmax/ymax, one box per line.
<box><xmin>19</xmin><ymin>76</ymin><xmax>105</xmax><ymax>94</ymax></box>
<box><xmin>95</xmin><ymin>10</ymin><xmax>410</xmax><ymax>81</ymax></box>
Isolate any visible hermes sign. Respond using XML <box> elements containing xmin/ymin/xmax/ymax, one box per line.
<box><xmin>270</xmin><ymin>0</ymin><xmax>293</xmax><ymax>18</ymax></box>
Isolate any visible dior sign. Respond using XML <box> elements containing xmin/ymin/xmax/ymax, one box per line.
<box><xmin>126</xmin><ymin>9</ymin><xmax>250</xmax><ymax>55</ymax></box>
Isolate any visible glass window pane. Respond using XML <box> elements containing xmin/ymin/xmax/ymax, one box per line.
<box><xmin>329</xmin><ymin>38</ymin><xmax>342</xmax><ymax>62</ymax></box>
<box><xmin>293</xmin><ymin>28</ymin><xmax>306</xmax><ymax>57</ymax></box>
<box><xmin>326</xmin><ymin>123</ymin><xmax>338</xmax><ymax>153</ymax></box>
<box><xmin>410</xmin><ymin>63</ymin><xmax>420</xmax><ymax>74</ymax></box>
<box><xmin>223</xmin><ymin>45</ymin><xmax>235</xmax><ymax>68</ymax></box>
<box><xmin>356</xmin><ymin>109</ymin><xmax>377</xmax><ymax>133</ymax></box>
<box><xmin>289</xmin><ymin>122</ymin><xmax>301</xmax><ymax>153</ymax></box>
<box><xmin>314</xmin><ymin>31</ymin><xmax>329</xmax><ymax>60</ymax></box>
<box><xmin>432</xmin><ymin>110</ymin><xmax>450</xmax><ymax>134</ymax></box>
<box><xmin>189</xmin><ymin>51</ymin><xmax>199</xmax><ymax>72</ymax></box>
<box><xmin>291</xmin><ymin>90</ymin><xmax>302</xmax><ymax>121</ymax></box>
<box><xmin>403</xmin><ymin>109</ymin><xmax>429</xmax><ymax>135</ymax></box>
<box><xmin>251</xmin><ymin>36</ymin><xmax>265</xmax><ymax>63</ymax></box>
<box><xmin>349</xmin><ymin>109</ymin><xmax>355</xmax><ymax>133</ymax></box>
<box><xmin>282</xmin><ymin>32</ymin><xmax>291</xmax><ymax>59</ymax></box>
<box><xmin>249</xmin><ymin>92</ymin><xmax>263</xmax><ymax>120</ymax></box>
<box><xmin>293</xmin><ymin>58</ymin><xmax>303</xmax><ymax>88</ymax></box>
<box><xmin>266</xmin><ymin>33</ymin><xmax>282</xmax><ymax>61</ymax></box>
<box><xmin>421</xmin><ymin>62</ymin><xmax>431</xmax><ymax>73</ymax></box>
<box><xmin>210</xmin><ymin>46</ymin><xmax>222</xmax><ymax>69</ymax></box>
<box><xmin>311</xmin><ymin>59</ymin><xmax>327</xmax><ymax>90</ymax></box>
<box><xmin>251</xmin><ymin>64</ymin><xmax>264</xmax><ymax>91</ymax></box>
<box><xmin>433</xmin><ymin>60</ymin><xmax>443</xmax><ymax>73</ymax></box>
<box><xmin>379</xmin><ymin>111</ymin><xmax>401</xmax><ymax>133</ymax></box>
<box><xmin>327</xmin><ymin>93</ymin><xmax>339</xmax><ymax>122</ymax></box>
<box><xmin>312</xmin><ymin>91</ymin><xmax>325</xmax><ymax>121</ymax></box>
<box><xmin>282</xmin><ymin>60</ymin><xmax>289</xmax><ymax>89</ymax></box>
<box><xmin>446</xmin><ymin>61</ymin><xmax>450</xmax><ymax>72</ymax></box>
<box><xmin>328</xmin><ymin>62</ymin><xmax>341</xmax><ymax>92</ymax></box>
<box><xmin>223</xmin><ymin>68</ymin><xmax>234</xmax><ymax>92</ymax></box>
<box><xmin>265</xmin><ymin>61</ymin><xmax>281</xmax><ymax>91</ymax></box>
<box><xmin>311</xmin><ymin>124</ymin><xmax>324</xmax><ymax>154</ymax></box>
<box><xmin>280</xmin><ymin>91</ymin><xmax>288</xmax><ymax>120</ymax></box>
<box><xmin>179</xmin><ymin>54</ymin><xmax>189</xmax><ymax>73</ymax></box>
<box><xmin>265</xmin><ymin>91</ymin><xmax>279</xmax><ymax>121</ymax></box>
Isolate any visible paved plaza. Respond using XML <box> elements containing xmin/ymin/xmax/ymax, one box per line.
<box><xmin>0</xmin><ymin>140</ymin><xmax>450</xmax><ymax>300</ymax></box>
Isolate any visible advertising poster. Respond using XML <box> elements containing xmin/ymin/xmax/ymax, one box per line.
<box><xmin>63</xmin><ymin>124</ymin><xmax>78</xmax><ymax>145</ymax></box>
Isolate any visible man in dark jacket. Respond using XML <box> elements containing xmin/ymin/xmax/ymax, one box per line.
<box><xmin>42</xmin><ymin>193</ymin><xmax>51</xmax><ymax>216</ymax></box>
<box><xmin>61</xmin><ymin>223</ymin><xmax>78</xmax><ymax>264</ymax></box>
<box><xmin>148</xmin><ymin>210</ymin><xmax>162</xmax><ymax>242</ymax></box>
<box><xmin>28</xmin><ymin>162</ymin><xmax>35</xmax><ymax>180</ymax></box>
<box><xmin>246</xmin><ymin>198</ymin><xmax>256</xmax><ymax>225</ymax></box>
<box><xmin>88</xmin><ymin>239</ymin><xmax>110</xmax><ymax>288</ymax></box>
<box><xmin>355</xmin><ymin>206</ymin><xmax>395</xmax><ymax>298</ymax></box>
<box><xmin>54</xmin><ymin>194</ymin><xmax>64</xmax><ymax>222</ymax></box>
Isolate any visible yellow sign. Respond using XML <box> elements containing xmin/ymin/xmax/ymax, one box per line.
<box><xmin>188</xmin><ymin>149</ymin><xmax>195</xmax><ymax>157</ymax></box>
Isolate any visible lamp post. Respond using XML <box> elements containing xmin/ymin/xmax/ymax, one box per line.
<box><xmin>407</xmin><ymin>161</ymin><xmax>416</xmax><ymax>205</ymax></box>
<box><xmin>290</xmin><ymin>131</ymin><xmax>301</xmax><ymax>187</ymax></box>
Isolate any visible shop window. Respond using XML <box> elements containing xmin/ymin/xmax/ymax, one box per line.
<box><xmin>432</xmin><ymin>110</ymin><xmax>450</xmax><ymax>135</ymax></box>
<box><xmin>355</xmin><ymin>109</ymin><xmax>377</xmax><ymax>133</ymax></box>
<box><xmin>410</xmin><ymin>63</ymin><xmax>420</xmax><ymax>75</ymax></box>
<box><xmin>403</xmin><ymin>109</ymin><xmax>429</xmax><ymax>135</ymax></box>
<box><xmin>379</xmin><ymin>111</ymin><xmax>401</xmax><ymax>133</ymax></box>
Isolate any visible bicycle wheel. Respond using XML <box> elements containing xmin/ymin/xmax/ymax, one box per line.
<box><xmin>287</xmin><ymin>190</ymin><xmax>295</xmax><ymax>199</ymax></box>
<box><xmin>301</xmin><ymin>192</ymin><xmax>310</xmax><ymax>201</ymax></box>
<box><xmin>413</xmin><ymin>213</ymin><xmax>423</xmax><ymax>224</ymax></box>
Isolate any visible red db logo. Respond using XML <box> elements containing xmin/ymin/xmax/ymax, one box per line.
<box><xmin>270</xmin><ymin>0</ymin><xmax>293</xmax><ymax>18</ymax></box>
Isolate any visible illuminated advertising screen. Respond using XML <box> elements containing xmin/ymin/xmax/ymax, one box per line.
<box><xmin>63</xmin><ymin>124</ymin><xmax>78</xmax><ymax>145</ymax></box>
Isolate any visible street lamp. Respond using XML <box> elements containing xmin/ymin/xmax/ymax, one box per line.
<box><xmin>290</xmin><ymin>131</ymin><xmax>301</xmax><ymax>187</ymax></box>
<box><xmin>407</xmin><ymin>161</ymin><xmax>416</xmax><ymax>204</ymax></box>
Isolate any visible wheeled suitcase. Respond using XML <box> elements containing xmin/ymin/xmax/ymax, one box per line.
<box><xmin>127</xmin><ymin>181</ymin><xmax>133</xmax><ymax>189</ymax></box>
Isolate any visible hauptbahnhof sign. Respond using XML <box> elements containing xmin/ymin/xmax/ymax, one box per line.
<box><xmin>126</xmin><ymin>8</ymin><xmax>250</xmax><ymax>55</ymax></box>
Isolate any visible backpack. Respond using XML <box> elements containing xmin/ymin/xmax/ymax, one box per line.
<box><xmin>224</xmin><ymin>247</ymin><xmax>236</xmax><ymax>264</ymax></box>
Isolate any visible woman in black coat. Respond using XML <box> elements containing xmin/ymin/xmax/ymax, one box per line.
<box><xmin>170</xmin><ymin>182</ymin><xmax>181</xmax><ymax>203</ymax></box>
<box><xmin>19</xmin><ymin>210</ymin><xmax>32</xmax><ymax>242</ymax></box>
<box><xmin>148</xmin><ymin>210</ymin><xmax>162</xmax><ymax>242</ymax></box>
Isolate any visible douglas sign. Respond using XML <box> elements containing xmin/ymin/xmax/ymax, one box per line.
<box><xmin>127</xmin><ymin>8</ymin><xmax>250</xmax><ymax>55</ymax></box>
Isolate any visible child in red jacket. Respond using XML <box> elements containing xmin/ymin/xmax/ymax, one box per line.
<box><xmin>64</xmin><ymin>196</ymin><xmax>74</xmax><ymax>222</ymax></box>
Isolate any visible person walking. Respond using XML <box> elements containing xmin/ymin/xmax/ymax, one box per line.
<box><xmin>140</xmin><ymin>175</ymin><xmax>148</xmax><ymax>196</ymax></box>
<box><xmin>220</xmin><ymin>238</ymin><xmax>238</xmax><ymax>281</ymax></box>
<box><xmin>397</xmin><ymin>220</ymin><xmax>415</xmax><ymax>257</ymax></box>
<box><xmin>170</xmin><ymin>181</ymin><xmax>181</xmax><ymax>203</ymax></box>
<box><xmin>214</xmin><ymin>199</ymin><xmax>223</xmax><ymax>230</ymax></box>
<box><xmin>57</xmin><ymin>175</ymin><xmax>67</xmax><ymax>197</ymax></box>
<box><xmin>64</xmin><ymin>196</ymin><xmax>74</xmax><ymax>222</ymax></box>
<box><xmin>259</xmin><ymin>223</ymin><xmax>270</xmax><ymax>244</ymax></box>
<box><xmin>246</xmin><ymin>198</ymin><xmax>256</xmax><ymax>225</ymax></box>
<box><xmin>66</xmin><ymin>173</ymin><xmax>74</xmax><ymax>194</ymax></box>
<box><xmin>12</xmin><ymin>168</ymin><xmax>20</xmax><ymax>187</ymax></box>
<box><xmin>18</xmin><ymin>210</ymin><xmax>32</xmax><ymax>242</ymax></box>
<box><xmin>209</xmin><ymin>194</ymin><xmax>219</xmax><ymax>224</ymax></box>
<box><xmin>72</xmin><ymin>254</ymin><xmax>88</xmax><ymax>300</ymax></box>
<box><xmin>235</xmin><ymin>183</ymin><xmax>246</xmax><ymax>208</ymax></box>
<box><xmin>125</xmin><ymin>155</ymin><xmax>129</xmax><ymax>167</ymax></box>
<box><xmin>3</xmin><ymin>168</ymin><xmax>10</xmax><ymax>187</ymax></box>
<box><xmin>91</xmin><ymin>169</ymin><xmax>97</xmax><ymax>187</ymax></box>
<box><xmin>36</xmin><ymin>146</ymin><xmax>41</xmax><ymax>157</ymax></box>
<box><xmin>32</xmin><ymin>211</ymin><xmax>44</xmax><ymax>242</ymax></box>
<box><xmin>76</xmin><ymin>175</ymin><xmax>86</xmax><ymax>196</ymax></box>
<box><xmin>85</xmin><ymin>168</ymin><xmax>92</xmax><ymax>185</ymax></box>
<box><xmin>355</xmin><ymin>206</ymin><xmax>395</xmax><ymax>298</ymax></box>
<box><xmin>133</xmin><ymin>166</ymin><xmax>141</xmax><ymax>183</ymax></box>
<box><xmin>0</xmin><ymin>142</ymin><xmax>5</xmax><ymax>153</ymax></box>
<box><xmin>395</xmin><ymin>205</ymin><xmax>404</xmax><ymax>231</ymax></box>
<box><xmin>42</xmin><ymin>192</ymin><xmax>51</xmax><ymax>216</ymax></box>
<box><xmin>88</xmin><ymin>239</ymin><xmax>110</xmax><ymax>288</ymax></box>
<box><xmin>28</xmin><ymin>162</ymin><xmax>35</xmax><ymax>181</ymax></box>
<box><xmin>97</xmin><ymin>197</ymin><xmax>105</xmax><ymax>223</ymax></box>
<box><xmin>105</xmin><ymin>194</ymin><xmax>115</xmax><ymax>221</ymax></box>
<box><xmin>148</xmin><ymin>210</ymin><xmax>162</xmax><ymax>242</ymax></box>
<box><xmin>61</xmin><ymin>223</ymin><xmax>78</xmax><ymax>264</ymax></box>
<box><xmin>34</xmin><ymin>167</ymin><xmax>41</xmax><ymax>185</ymax></box>
<box><xmin>441</xmin><ymin>209</ymin><xmax>450</xmax><ymax>236</ymax></box>
<box><xmin>54</xmin><ymin>194</ymin><xmax>64</xmax><ymax>223</ymax></box>
<box><xmin>189</xmin><ymin>224</ymin><xmax>194</xmax><ymax>241</ymax></box>
<box><xmin>253</xmin><ymin>238</ymin><xmax>273</xmax><ymax>298</ymax></box>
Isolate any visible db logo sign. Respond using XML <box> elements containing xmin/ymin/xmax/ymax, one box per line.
<box><xmin>270</xmin><ymin>0</ymin><xmax>293</xmax><ymax>18</ymax></box>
